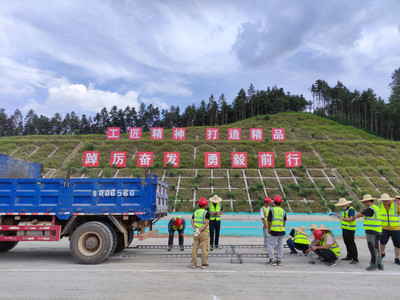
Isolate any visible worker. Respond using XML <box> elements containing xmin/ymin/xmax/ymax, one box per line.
<box><xmin>260</xmin><ymin>197</ymin><xmax>272</xmax><ymax>251</ymax></box>
<box><xmin>335</xmin><ymin>197</ymin><xmax>358</xmax><ymax>264</ymax></box>
<box><xmin>191</xmin><ymin>198</ymin><xmax>210</xmax><ymax>269</ymax></box>
<box><xmin>267</xmin><ymin>195</ymin><xmax>286</xmax><ymax>266</ymax></box>
<box><xmin>167</xmin><ymin>216</ymin><xmax>186</xmax><ymax>251</ymax></box>
<box><xmin>209</xmin><ymin>195</ymin><xmax>223</xmax><ymax>251</ymax></box>
<box><xmin>287</xmin><ymin>225</ymin><xmax>310</xmax><ymax>254</ymax></box>
<box><xmin>378</xmin><ymin>193</ymin><xmax>400</xmax><ymax>265</ymax></box>
<box><xmin>353</xmin><ymin>194</ymin><xmax>383</xmax><ymax>271</ymax></box>
<box><xmin>309</xmin><ymin>229</ymin><xmax>341</xmax><ymax>267</ymax></box>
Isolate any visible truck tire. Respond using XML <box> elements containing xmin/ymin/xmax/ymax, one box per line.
<box><xmin>113</xmin><ymin>231</ymin><xmax>126</xmax><ymax>253</ymax></box>
<box><xmin>127</xmin><ymin>228</ymin><xmax>134</xmax><ymax>246</ymax></box>
<box><xmin>103</xmin><ymin>223</ymin><xmax>117</xmax><ymax>254</ymax></box>
<box><xmin>70</xmin><ymin>221</ymin><xmax>115</xmax><ymax>264</ymax></box>
<box><xmin>0</xmin><ymin>241</ymin><xmax>18</xmax><ymax>252</ymax></box>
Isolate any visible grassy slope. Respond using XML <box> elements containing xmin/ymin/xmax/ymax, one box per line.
<box><xmin>1</xmin><ymin>112</ymin><xmax>399</xmax><ymax>213</ymax></box>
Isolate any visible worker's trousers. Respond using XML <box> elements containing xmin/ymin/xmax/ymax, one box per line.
<box><xmin>267</xmin><ymin>234</ymin><xmax>284</xmax><ymax>259</ymax></box>
<box><xmin>191</xmin><ymin>231</ymin><xmax>209</xmax><ymax>266</ymax></box>
<box><xmin>209</xmin><ymin>220</ymin><xmax>221</xmax><ymax>248</ymax></box>
<box><xmin>342</xmin><ymin>228</ymin><xmax>358</xmax><ymax>260</ymax></box>
<box><xmin>262</xmin><ymin>226</ymin><xmax>268</xmax><ymax>249</ymax></box>
<box><xmin>366</xmin><ymin>233</ymin><xmax>382</xmax><ymax>269</ymax></box>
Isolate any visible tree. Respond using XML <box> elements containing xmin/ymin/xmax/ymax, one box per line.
<box><xmin>389</xmin><ymin>67</ymin><xmax>400</xmax><ymax>103</ymax></box>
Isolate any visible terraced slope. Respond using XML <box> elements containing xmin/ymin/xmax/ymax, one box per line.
<box><xmin>1</xmin><ymin>113</ymin><xmax>399</xmax><ymax>213</ymax></box>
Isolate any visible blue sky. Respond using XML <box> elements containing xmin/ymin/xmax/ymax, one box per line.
<box><xmin>1</xmin><ymin>0</ymin><xmax>400</xmax><ymax>117</ymax></box>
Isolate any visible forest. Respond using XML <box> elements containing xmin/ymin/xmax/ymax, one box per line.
<box><xmin>1</xmin><ymin>67</ymin><xmax>399</xmax><ymax>140</ymax></box>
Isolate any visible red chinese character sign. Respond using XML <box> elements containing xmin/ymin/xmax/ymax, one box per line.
<box><xmin>129</xmin><ymin>127</ymin><xmax>142</xmax><ymax>140</ymax></box>
<box><xmin>107</xmin><ymin>127</ymin><xmax>120</xmax><ymax>140</ymax></box>
<box><xmin>205</xmin><ymin>152</ymin><xmax>220</xmax><ymax>168</ymax></box>
<box><xmin>228</xmin><ymin>128</ymin><xmax>241</xmax><ymax>140</ymax></box>
<box><xmin>285</xmin><ymin>152</ymin><xmax>301</xmax><ymax>168</ymax></box>
<box><xmin>110</xmin><ymin>151</ymin><xmax>127</xmax><ymax>167</ymax></box>
<box><xmin>137</xmin><ymin>152</ymin><xmax>154</xmax><ymax>167</ymax></box>
<box><xmin>151</xmin><ymin>127</ymin><xmax>164</xmax><ymax>140</ymax></box>
<box><xmin>231</xmin><ymin>152</ymin><xmax>247</xmax><ymax>168</ymax></box>
<box><xmin>258</xmin><ymin>152</ymin><xmax>275</xmax><ymax>168</ymax></box>
<box><xmin>164</xmin><ymin>152</ymin><xmax>180</xmax><ymax>167</ymax></box>
<box><xmin>250</xmin><ymin>128</ymin><xmax>263</xmax><ymax>141</ymax></box>
<box><xmin>206</xmin><ymin>128</ymin><xmax>219</xmax><ymax>140</ymax></box>
<box><xmin>272</xmin><ymin>128</ymin><xmax>285</xmax><ymax>141</ymax></box>
<box><xmin>172</xmin><ymin>128</ymin><xmax>186</xmax><ymax>140</ymax></box>
<box><xmin>83</xmin><ymin>151</ymin><xmax>100</xmax><ymax>167</ymax></box>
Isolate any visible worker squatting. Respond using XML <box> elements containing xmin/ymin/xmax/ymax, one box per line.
<box><xmin>167</xmin><ymin>193</ymin><xmax>400</xmax><ymax>271</ymax></box>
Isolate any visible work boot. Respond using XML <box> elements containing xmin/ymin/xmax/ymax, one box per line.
<box><xmin>201</xmin><ymin>264</ymin><xmax>209</xmax><ymax>269</ymax></box>
<box><xmin>350</xmin><ymin>259</ymin><xmax>359</xmax><ymax>265</ymax></box>
<box><xmin>276</xmin><ymin>259</ymin><xmax>282</xmax><ymax>266</ymax></box>
<box><xmin>381</xmin><ymin>252</ymin><xmax>385</xmax><ymax>258</ymax></box>
<box><xmin>378</xmin><ymin>264</ymin><xmax>384</xmax><ymax>270</ymax></box>
<box><xmin>268</xmin><ymin>258</ymin><xmax>277</xmax><ymax>266</ymax></box>
<box><xmin>395</xmin><ymin>258</ymin><xmax>400</xmax><ymax>265</ymax></box>
<box><xmin>167</xmin><ymin>247</ymin><xmax>172</xmax><ymax>252</ymax></box>
<box><xmin>366</xmin><ymin>266</ymin><xmax>378</xmax><ymax>271</ymax></box>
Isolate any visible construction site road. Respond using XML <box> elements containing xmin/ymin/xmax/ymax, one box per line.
<box><xmin>0</xmin><ymin>235</ymin><xmax>399</xmax><ymax>300</ymax></box>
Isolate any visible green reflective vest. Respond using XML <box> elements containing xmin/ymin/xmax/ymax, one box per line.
<box><xmin>321</xmin><ymin>232</ymin><xmax>340</xmax><ymax>258</ymax></box>
<box><xmin>363</xmin><ymin>204</ymin><xmax>382</xmax><ymax>233</ymax></box>
<box><xmin>171</xmin><ymin>216</ymin><xmax>183</xmax><ymax>231</ymax></box>
<box><xmin>262</xmin><ymin>206</ymin><xmax>269</xmax><ymax>225</ymax></box>
<box><xmin>194</xmin><ymin>208</ymin><xmax>209</xmax><ymax>232</ymax></box>
<box><xmin>293</xmin><ymin>230</ymin><xmax>310</xmax><ymax>245</ymax></box>
<box><xmin>341</xmin><ymin>206</ymin><xmax>357</xmax><ymax>231</ymax></box>
<box><xmin>379</xmin><ymin>203</ymin><xmax>400</xmax><ymax>227</ymax></box>
<box><xmin>270</xmin><ymin>206</ymin><xmax>285</xmax><ymax>232</ymax></box>
<box><xmin>210</xmin><ymin>203</ymin><xmax>222</xmax><ymax>221</ymax></box>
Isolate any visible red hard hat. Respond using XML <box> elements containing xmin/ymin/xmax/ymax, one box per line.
<box><xmin>313</xmin><ymin>229</ymin><xmax>323</xmax><ymax>241</ymax></box>
<box><xmin>274</xmin><ymin>195</ymin><xmax>282</xmax><ymax>203</ymax></box>
<box><xmin>264</xmin><ymin>197</ymin><xmax>272</xmax><ymax>203</ymax></box>
<box><xmin>174</xmin><ymin>217</ymin><xmax>183</xmax><ymax>228</ymax></box>
<box><xmin>198</xmin><ymin>198</ymin><xmax>208</xmax><ymax>206</ymax></box>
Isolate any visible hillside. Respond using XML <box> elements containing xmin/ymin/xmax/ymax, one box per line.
<box><xmin>1</xmin><ymin>112</ymin><xmax>399</xmax><ymax>214</ymax></box>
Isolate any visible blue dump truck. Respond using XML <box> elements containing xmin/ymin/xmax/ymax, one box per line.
<box><xmin>0</xmin><ymin>154</ymin><xmax>168</xmax><ymax>264</ymax></box>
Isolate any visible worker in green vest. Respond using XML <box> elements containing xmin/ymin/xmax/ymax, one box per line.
<box><xmin>167</xmin><ymin>216</ymin><xmax>186</xmax><ymax>251</ymax></box>
<box><xmin>353</xmin><ymin>194</ymin><xmax>383</xmax><ymax>271</ymax></box>
<box><xmin>191</xmin><ymin>198</ymin><xmax>210</xmax><ymax>269</ymax></box>
<box><xmin>287</xmin><ymin>225</ymin><xmax>310</xmax><ymax>254</ymax></box>
<box><xmin>335</xmin><ymin>197</ymin><xmax>358</xmax><ymax>264</ymax></box>
<box><xmin>310</xmin><ymin>229</ymin><xmax>341</xmax><ymax>267</ymax></box>
<box><xmin>267</xmin><ymin>195</ymin><xmax>286</xmax><ymax>266</ymax></box>
<box><xmin>209</xmin><ymin>195</ymin><xmax>223</xmax><ymax>251</ymax></box>
<box><xmin>378</xmin><ymin>193</ymin><xmax>400</xmax><ymax>265</ymax></box>
<box><xmin>260</xmin><ymin>197</ymin><xmax>272</xmax><ymax>251</ymax></box>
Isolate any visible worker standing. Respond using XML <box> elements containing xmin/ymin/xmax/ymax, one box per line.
<box><xmin>191</xmin><ymin>198</ymin><xmax>210</xmax><ymax>269</ymax></box>
<box><xmin>267</xmin><ymin>195</ymin><xmax>286</xmax><ymax>266</ymax></box>
<box><xmin>287</xmin><ymin>226</ymin><xmax>310</xmax><ymax>254</ymax></box>
<box><xmin>309</xmin><ymin>229</ymin><xmax>341</xmax><ymax>266</ymax></box>
<box><xmin>209</xmin><ymin>195</ymin><xmax>223</xmax><ymax>251</ymax></box>
<box><xmin>260</xmin><ymin>197</ymin><xmax>272</xmax><ymax>251</ymax></box>
<box><xmin>335</xmin><ymin>197</ymin><xmax>358</xmax><ymax>264</ymax></box>
<box><xmin>353</xmin><ymin>194</ymin><xmax>383</xmax><ymax>271</ymax></box>
<box><xmin>378</xmin><ymin>193</ymin><xmax>400</xmax><ymax>265</ymax></box>
<box><xmin>167</xmin><ymin>216</ymin><xmax>186</xmax><ymax>251</ymax></box>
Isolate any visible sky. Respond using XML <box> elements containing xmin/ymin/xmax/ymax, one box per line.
<box><xmin>1</xmin><ymin>0</ymin><xmax>400</xmax><ymax>118</ymax></box>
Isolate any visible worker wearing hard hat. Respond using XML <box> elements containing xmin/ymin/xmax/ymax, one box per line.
<box><xmin>209</xmin><ymin>195</ymin><xmax>224</xmax><ymax>251</ymax></box>
<box><xmin>335</xmin><ymin>197</ymin><xmax>358</xmax><ymax>265</ymax></box>
<box><xmin>260</xmin><ymin>197</ymin><xmax>272</xmax><ymax>251</ymax></box>
<box><xmin>267</xmin><ymin>195</ymin><xmax>286</xmax><ymax>266</ymax></box>
<box><xmin>191</xmin><ymin>198</ymin><xmax>210</xmax><ymax>269</ymax></box>
<box><xmin>309</xmin><ymin>228</ymin><xmax>341</xmax><ymax>267</ymax></box>
<box><xmin>167</xmin><ymin>216</ymin><xmax>186</xmax><ymax>251</ymax></box>
<box><xmin>378</xmin><ymin>194</ymin><xmax>400</xmax><ymax>266</ymax></box>
<box><xmin>287</xmin><ymin>226</ymin><xmax>310</xmax><ymax>254</ymax></box>
<box><xmin>353</xmin><ymin>194</ymin><xmax>383</xmax><ymax>271</ymax></box>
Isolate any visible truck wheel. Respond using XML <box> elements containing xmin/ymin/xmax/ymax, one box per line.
<box><xmin>127</xmin><ymin>228</ymin><xmax>134</xmax><ymax>246</ymax></box>
<box><xmin>70</xmin><ymin>221</ymin><xmax>115</xmax><ymax>264</ymax></box>
<box><xmin>103</xmin><ymin>223</ymin><xmax>117</xmax><ymax>254</ymax></box>
<box><xmin>113</xmin><ymin>232</ymin><xmax>126</xmax><ymax>253</ymax></box>
<box><xmin>0</xmin><ymin>241</ymin><xmax>18</xmax><ymax>252</ymax></box>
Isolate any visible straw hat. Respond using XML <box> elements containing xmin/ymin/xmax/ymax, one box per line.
<box><xmin>317</xmin><ymin>224</ymin><xmax>330</xmax><ymax>231</ymax></box>
<box><xmin>360</xmin><ymin>194</ymin><xmax>376</xmax><ymax>202</ymax></box>
<box><xmin>335</xmin><ymin>198</ymin><xmax>352</xmax><ymax>207</ymax></box>
<box><xmin>209</xmin><ymin>195</ymin><xmax>222</xmax><ymax>204</ymax></box>
<box><xmin>309</xmin><ymin>224</ymin><xmax>317</xmax><ymax>231</ymax></box>
<box><xmin>395</xmin><ymin>195</ymin><xmax>400</xmax><ymax>199</ymax></box>
<box><xmin>294</xmin><ymin>226</ymin><xmax>308</xmax><ymax>236</ymax></box>
<box><xmin>378</xmin><ymin>193</ymin><xmax>394</xmax><ymax>201</ymax></box>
